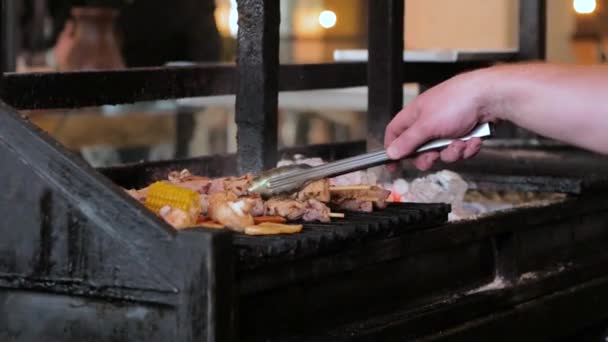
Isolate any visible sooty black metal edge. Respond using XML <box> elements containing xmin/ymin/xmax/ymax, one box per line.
<box><xmin>0</xmin><ymin>100</ymin><xmax>235</xmax><ymax>341</ymax></box>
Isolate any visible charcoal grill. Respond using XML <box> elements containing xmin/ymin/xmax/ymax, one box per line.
<box><xmin>4</xmin><ymin>0</ymin><xmax>608</xmax><ymax>341</ymax></box>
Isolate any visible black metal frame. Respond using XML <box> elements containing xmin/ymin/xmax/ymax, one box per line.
<box><xmin>0</xmin><ymin>0</ymin><xmax>15</xmax><ymax>73</ymax></box>
<box><xmin>0</xmin><ymin>0</ymin><xmax>542</xmax><ymax>173</ymax></box>
<box><xmin>3</xmin><ymin>1</ymin><xmax>582</xmax><ymax>342</ymax></box>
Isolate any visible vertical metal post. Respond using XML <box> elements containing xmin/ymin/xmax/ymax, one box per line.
<box><xmin>367</xmin><ymin>0</ymin><xmax>404</xmax><ymax>150</ymax></box>
<box><xmin>235</xmin><ymin>0</ymin><xmax>280</xmax><ymax>174</ymax></box>
<box><xmin>175</xmin><ymin>107</ymin><xmax>196</xmax><ymax>159</ymax></box>
<box><xmin>0</xmin><ymin>0</ymin><xmax>16</xmax><ymax>73</ymax></box>
<box><xmin>518</xmin><ymin>0</ymin><xmax>547</xmax><ymax>61</ymax></box>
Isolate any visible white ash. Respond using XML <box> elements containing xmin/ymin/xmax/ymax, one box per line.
<box><xmin>466</xmin><ymin>276</ymin><xmax>507</xmax><ymax>294</ymax></box>
<box><xmin>385</xmin><ymin>170</ymin><xmax>475</xmax><ymax>221</ymax></box>
<box><xmin>518</xmin><ymin>263</ymin><xmax>571</xmax><ymax>284</ymax></box>
<box><xmin>519</xmin><ymin>272</ymin><xmax>538</xmax><ymax>282</ymax></box>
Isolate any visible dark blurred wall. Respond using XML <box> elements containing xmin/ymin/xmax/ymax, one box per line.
<box><xmin>21</xmin><ymin>0</ymin><xmax>222</xmax><ymax>66</ymax></box>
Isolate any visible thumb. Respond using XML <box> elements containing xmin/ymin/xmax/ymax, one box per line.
<box><xmin>61</xmin><ymin>20</ymin><xmax>76</xmax><ymax>39</ymax></box>
<box><xmin>386</xmin><ymin>121</ymin><xmax>431</xmax><ymax>160</ymax></box>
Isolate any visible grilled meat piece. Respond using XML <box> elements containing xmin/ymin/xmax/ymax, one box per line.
<box><xmin>333</xmin><ymin>199</ymin><xmax>373</xmax><ymax>212</ymax></box>
<box><xmin>125</xmin><ymin>188</ymin><xmax>147</xmax><ymax>203</ymax></box>
<box><xmin>208</xmin><ymin>192</ymin><xmax>255</xmax><ymax>232</ymax></box>
<box><xmin>172</xmin><ymin>178</ymin><xmax>212</xmax><ymax>194</ymax></box>
<box><xmin>303</xmin><ymin>198</ymin><xmax>331</xmax><ymax>222</ymax></box>
<box><xmin>330</xmin><ymin>185</ymin><xmax>390</xmax><ymax>212</ymax></box>
<box><xmin>296</xmin><ymin>179</ymin><xmax>330</xmax><ymax>202</ymax></box>
<box><xmin>249</xmin><ymin>195</ymin><xmax>266</xmax><ymax>216</ymax></box>
<box><xmin>264</xmin><ymin>198</ymin><xmax>331</xmax><ymax>222</ymax></box>
<box><xmin>223</xmin><ymin>175</ymin><xmax>253</xmax><ymax>197</ymax></box>
<box><xmin>168</xmin><ymin>169</ymin><xmax>193</xmax><ymax>183</ymax></box>
<box><xmin>199</xmin><ymin>194</ymin><xmax>209</xmax><ymax>215</ymax></box>
<box><xmin>158</xmin><ymin>205</ymin><xmax>197</xmax><ymax>229</ymax></box>
<box><xmin>265</xmin><ymin>198</ymin><xmax>306</xmax><ymax>220</ymax></box>
<box><xmin>208</xmin><ymin>178</ymin><xmax>225</xmax><ymax>194</ymax></box>
<box><xmin>131</xmin><ymin>168</ymin><xmax>391</xmax><ymax>228</ymax></box>
<box><xmin>205</xmin><ymin>175</ymin><xmax>253</xmax><ymax>196</ymax></box>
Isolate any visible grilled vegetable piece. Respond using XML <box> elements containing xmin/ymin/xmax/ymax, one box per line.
<box><xmin>144</xmin><ymin>182</ymin><xmax>202</xmax><ymax>229</ymax></box>
<box><xmin>244</xmin><ymin>222</ymin><xmax>303</xmax><ymax>235</ymax></box>
<box><xmin>145</xmin><ymin>181</ymin><xmax>201</xmax><ymax>214</ymax></box>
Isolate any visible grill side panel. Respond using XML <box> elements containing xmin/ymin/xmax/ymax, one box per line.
<box><xmin>0</xmin><ymin>103</ymin><xmax>235</xmax><ymax>341</ymax></box>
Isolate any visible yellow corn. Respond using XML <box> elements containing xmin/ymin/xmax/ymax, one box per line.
<box><xmin>145</xmin><ymin>181</ymin><xmax>200</xmax><ymax>214</ymax></box>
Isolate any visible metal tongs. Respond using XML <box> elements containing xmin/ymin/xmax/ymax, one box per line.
<box><xmin>248</xmin><ymin>122</ymin><xmax>493</xmax><ymax>197</ymax></box>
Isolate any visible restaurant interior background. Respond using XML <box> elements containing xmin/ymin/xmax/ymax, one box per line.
<box><xmin>14</xmin><ymin>0</ymin><xmax>605</xmax><ymax>167</ymax></box>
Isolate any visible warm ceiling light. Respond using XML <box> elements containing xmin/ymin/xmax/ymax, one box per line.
<box><xmin>228</xmin><ymin>0</ymin><xmax>238</xmax><ymax>37</ymax></box>
<box><xmin>318</xmin><ymin>10</ymin><xmax>337</xmax><ymax>29</ymax></box>
<box><xmin>574</xmin><ymin>0</ymin><xmax>597</xmax><ymax>14</ymax></box>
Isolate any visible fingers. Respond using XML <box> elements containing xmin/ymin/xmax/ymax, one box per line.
<box><xmin>436</xmin><ymin>138</ymin><xmax>482</xmax><ymax>164</ymax></box>
<box><xmin>412</xmin><ymin>152</ymin><xmax>440</xmax><ymax>171</ymax></box>
<box><xmin>439</xmin><ymin>140</ymin><xmax>467</xmax><ymax>163</ymax></box>
<box><xmin>463</xmin><ymin>137</ymin><xmax>482</xmax><ymax>159</ymax></box>
<box><xmin>385</xmin><ymin>162</ymin><xmax>399</xmax><ymax>173</ymax></box>
<box><xmin>439</xmin><ymin>139</ymin><xmax>482</xmax><ymax>163</ymax></box>
<box><xmin>386</xmin><ymin>121</ymin><xmax>430</xmax><ymax>160</ymax></box>
<box><xmin>411</xmin><ymin>138</ymin><xmax>482</xmax><ymax>171</ymax></box>
<box><xmin>384</xmin><ymin>100</ymin><xmax>420</xmax><ymax>148</ymax></box>
<box><xmin>60</xmin><ymin>20</ymin><xmax>75</xmax><ymax>39</ymax></box>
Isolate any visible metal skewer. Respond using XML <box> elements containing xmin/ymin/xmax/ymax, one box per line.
<box><xmin>249</xmin><ymin>123</ymin><xmax>493</xmax><ymax>197</ymax></box>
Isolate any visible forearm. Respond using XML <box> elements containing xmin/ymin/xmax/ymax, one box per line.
<box><xmin>478</xmin><ymin>64</ymin><xmax>608</xmax><ymax>154</ymax></box>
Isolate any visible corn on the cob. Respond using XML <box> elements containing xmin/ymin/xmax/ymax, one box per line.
<box><xmin>145</xmin><ymin>181</ymin><xmax>200</xmax><ymax>214</ymax></box>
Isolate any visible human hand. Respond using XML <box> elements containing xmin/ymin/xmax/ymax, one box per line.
<box><xmin>53</xmin><ymin>20</ymin><xmax>76</xmax><ymax>70</ymax></box>
<box><xmin>384</xmin><ymin>70</ymin><xmax>494</xmax><ymax>170</ymax></box>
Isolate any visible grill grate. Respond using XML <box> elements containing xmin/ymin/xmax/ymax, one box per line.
<box><xmin>233</xmin><ymin>202</ymin><xmax>450</xmax><ymax>270</ymax></box>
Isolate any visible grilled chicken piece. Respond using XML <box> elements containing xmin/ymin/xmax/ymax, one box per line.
<box><xmin>223</xmin><ymin>175</ymin><xmax>253</xmax><ymax>197</ymax></box>
<box><xmin>296</xmin><ymin>179</ymin><xmax>330</xmax><ymax>203</ymax></box>
<box><xmin>208</xmin><ymin>192</ymin><xmax>255</xmax><ymax>232</ymax></box>
<box><xmin>249</xmin><ymin>195</ymin><xmax>266</xmax><ymax>216</ymax></box>
<box><xmin>332</xmin><ymin>199</ymin><xmax>373</xmax><ymax>213</ymax></box>
<box><xmin>206</xmin><ymin>175</ymin><xmax>253</xmax><ymax>196</ymax></box>
<box><xmin>303</xmin><ymin>199</ymin><xmax>331</xmax><ymax>222</ymax></box>
<box><xmin>264</xmin><ymin>198</ymin><xmax>306</xmax><ymax>220</ymax></box>
<box><xmin>330</xmin><ymin>185</ymin><xmax>390</xmax><ymax>212</ymax></box>
<box><xmin>158</xmin><ymin>205</ymin><xmax>198</xmax><ymax>229</ymax></box>
<box><xmin>167</xmin><ymin>169</ymin><xmax>193</xmax><ymax>183</ymax></box>
<box><xmin>264</xmin><ymin>198</ymin><xmax>331</xmax><ymax>222</ymax></box>
<box><xmin>329</xmin><ymin>185</ymin><xmax>389</xmax><ymax>212</ymax></box>
<box><xmin>172</xmin><ymin>178</ymin><xmax>212</xmax><ymax>194</ymax></box>
<box><xmin>125</xmin><ymin>187</ymin><xmax>148</xmax><ymax>203</ymax></box>
<box><xmin>208</xmin><ymin>178</ymin><xmax>225</xmax><ymax>194</ymax></box>
<box><xmin>199</xmin><ymin>194</ymin><xmax>209</xmax><ymax>215</ymax></box>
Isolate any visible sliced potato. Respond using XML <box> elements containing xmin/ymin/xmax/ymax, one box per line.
<box><xmin>199</xmin><ymin>221</ymin><xmax>225</xmax><ymax>229</ymax></box>
<box><xmin>253</xmin><ymin>216</ymin><xmax>287</xmax><ymax>224</ymax></box>
<box><xmin>245</xmin><ymin>223</ymin><xmax>303</xmax><ymax>235</ymax></box>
